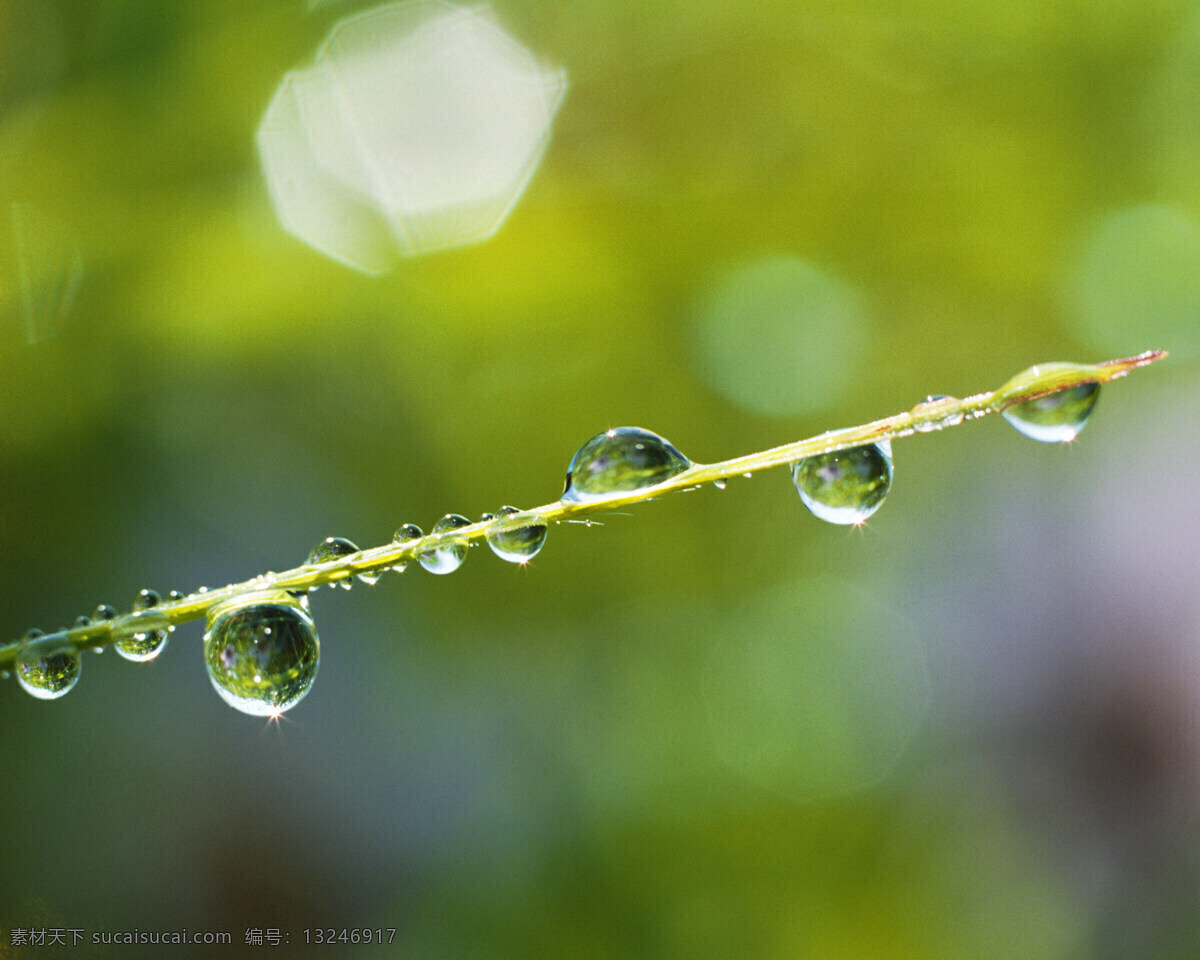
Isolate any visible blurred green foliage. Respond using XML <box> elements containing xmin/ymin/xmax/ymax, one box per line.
<box><xmin>1</xmin><ymin>0</ymin><xmax>1197</xmax><ymax>957</ymax></box>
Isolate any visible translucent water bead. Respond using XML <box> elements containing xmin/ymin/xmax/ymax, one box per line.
<box><xmin>792</xmin><ymin>441</ymin><xmax>893</xmax><ymax>525</ymax></box>
<box><xmin>389</xmin><ymin>523</ymin><xmax>423</xmax><ymax>574</ymax></box>
<box><xmin>114</xmin><ymin>589</ymin><xmax>169</xmax><ymax>662</ymax></box>
<box><xmin>563</xmin><ymin>427</ymin><xmax>691</xmax><ymax>503</ymax></box>
<box><xmin>307</xmin><ymin>536</ymin><xmax>365</xmax><ymax>587</ymax></box>
<box><xmin>419</xmin><ymin>514</ymin><xmax>472</xmax><ymax>574</ymax></box>
<box><xmin>16</xmin><ymin>629</ymin><xmax>81</xmax><ymax>700</ymax></box>
<box><xmin>486</xmin><ymin>506</ymin><xmax>547</xmax><ymax>563</ymax></box>
<box><xmin>203</xmin><ymin>593</ymin><xmax>320</xmax><ymax>717</ymax></box>
<box><xmin>1002</xmin><ymin>376</ymin><xmax>1100</xmax><ymax>443</ymax></box>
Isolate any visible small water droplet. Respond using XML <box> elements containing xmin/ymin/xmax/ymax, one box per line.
<box><xmin>203</xmin><ymin>592</ymin><xmax>320</xmax><ymax>717</ymax></box>
<box><xmin>307</xmin><ymin>536</ymin><xmax>361</xmax><ymax>588</ymax></box>
<box><xmin>792</xmin><ymin>441</ymin><xmax>893</xmax><ymax>525</ymax></box>
<box><xmin>16</xmin><ymin>630</ymin><xmax>81</xmax><ymax>699</ymax></box>
<box><xmin>115</xmin><ymin>589</ymin><xmax>169</xmax><ymax>662</ymax></box>
<box><xmin>1002</xmin><ymin>379</ymin><xmax>1100</xmax><ymax>443</ymax></box>
<box><xmin>73</xmin><ymin>614</ymin><xmax>91</xmax><ymax>629</ymax></box>
<box><xmin>387</xmin><ymin>523</ymin><xmax>423</xmax><ymax>573</ymax></box>
<box><xmin>392</xmin><ymin>523</ymin><xmax>423</xmax><ymax>543</ymax></box>
<box><xmin>92</xmin><ymin>604</ymin><xmax>116</xmax><ymax>622</ymax></box>
<box><xmin>478</xmin><ymin>512</ymin><xmax>496</xmax><ymax>523</ymax></box>
<box><xmin>562</xmin><ymin>427</ymin><xmax>691</xmax><ymax>503</ymax></box>
<box><xmin>166</xmin><ymin>590</ymin><xmax>185</xmax><ymax>602</ymax></box>
<box><xmin>486</xmin><ymin>506</ymin><xmax>548</xmax><ymax>564</ymax></box>
<box><xmin>911</xmin><ymin>394</ymin><xmax>964</xmax><ymax>433</ymax></box>
<box><xmin>420</xmin><ymin>514</ymin><xmax>472</xmax><ymax>574</ymax></box>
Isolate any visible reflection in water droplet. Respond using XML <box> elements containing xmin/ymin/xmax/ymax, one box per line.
<box><xmin>486</xmin><ymin>506</ymin><xmax>547</xmax><ymax>564</ymax></box>
<box><xmin>911</xmin><ymin>394</ymin><xmax>964</xmax><ymax>433</ymax></box>
<box><xmin>563</xmin><ymin>427</ymin><xmax>691</xmax><ymax>503</ymax></box>
<box><xmin>1002</xmin><ymin>381</ymin><xmax>1100</xmax><ymax>443</ymax></box>
<box><xmin>713</xmin><ymin>479</ymin><xmax>727</xmax><ymax>490</ymax></box>
<box><xmin>307</xmin><ymin>536</ymin><xmax>360</xmax><ymax>588</ymax></box>
<box><xmin>16</xmin><ymin>630</ymin><xmax>81</xmax><ymax>699</ymax></box>
<box><xmin>203</xmin><ymin>593</ymin><xmax>320</xmax><ymax>717</ymax></box>
<box><xmin>115</xmin><ymin>589</ymin><xmax>169</xmax><ymax>662</ymax></box>
<box><xmin>792</xmin><ymin>442</ymin><xmax>893</xmax><ymax>525</ymax></box>
<box><xmin>420</xmin><ymin>514</ymin><xmax>472</xmax><ymax>574</ymax></box>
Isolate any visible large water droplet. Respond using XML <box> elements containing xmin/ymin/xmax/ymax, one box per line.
<box><xmin>16</xmin><ymin>629</ymin><xmax>81</xmax><ymax>700</ymax></box>
<box><xmin>486</xmin><ymin>506</ymin><xmax>548</xmax><ymax>564</ymax></box>
<box><xmin>307</xmin><ymin>536</ymin><xmax>361</xmax><ymax>588</ymax></box>
<box><xmin>420</xmin><ymin>514</ymin><xmax>472</xmax><ymax>574</ymax></box>
<box><xmin>792</xmin><ymin>441</ymin><xmax>893</xmax><ymax>525</ymax></box>
<box><xmin>1002</xmin><ymin>379</ymin><xmax>1100</xmax><ymax>443</ymax></box>
<box><xmin>562</xmin><ymin>427</ymin><xmax>691</xmax><ymax>503</ymax></box>
<box><xmin>115</xmin><ymin>589</ymin><xmax>169</xmax><ymax>662</ymax></box>
<box><xmin>203</xmin><ymin>593</ymin><xmax>320</xmax><ymax>717</ymax></box>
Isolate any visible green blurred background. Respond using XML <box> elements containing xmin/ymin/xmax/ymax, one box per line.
<box><xmin>2</xmin><ymin>0</ymin><xmax>1199</xmax><ymax>956</ymax></box>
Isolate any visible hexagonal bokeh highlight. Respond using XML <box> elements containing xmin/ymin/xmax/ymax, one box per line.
<box><xmin>258</xmin><ymin>1</ymin><xmax>566</xmax><ymax>271</ymax></box>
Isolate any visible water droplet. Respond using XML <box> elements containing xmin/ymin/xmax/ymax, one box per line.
<box><xmin>486</xmin><ymin>506</ymin><xmax>548</xmax><ymax>564</ymax></box>
<box><xmin>713</xmin><ymin>479</ymin><xmax>727</xmax><ymax>490</ymax></box>
<box><xmin>419</xmin><ymin>514</ymin><xmax>472</xmax><ymax>574</ymax></box>
<box><xmin>166</xmin><ymin>590</ymin><xmax>185</xmax><ymax>603</ymax></box>
<box><xmin>203</xmin><ymin>593</ymin><xmax>320</xmax><ymax>717</ymax></box>
<box><xmin>478</xmin><ymin>512</ymin><xmax>496</xmax><ymax>523</ymax></box>
<box><xmin>1002</xmin><ymin>380</ymin><xmax>1100</xmax><ymax>443</ymax></box>
<box><xmin>911</xmin><ymin>394</ymin><xmax>964</xmax><ymax>433</ymax></box>
<box><xmin>388</xmin><ymin>523</ymin><xmax>423</xmax><ymax>573</ymax></box>
<box><xmin>307</xmin><ymin>536</ymin><xmax>360</xmax><ymax>588</ymax></box>
<box><xmin>92</xmin><ymin>604</ymin><xmax>116</xmax><ymax>622</ymax></box>
<box><xmin>792</xmin><ymin>441</ymin><xmax>893</xmax><ymax>525</ymax></box>
<box><xmin>563</xmin><ymin>427</ymin><xmax>691</xmax><ymax>503</ymax></box>
<box><xmin>392</xmin><ymin>523</ymin><xmax>423</xmax><ymax>543</ymax></box>
<box><xmin>16</xmin><ymin>629</ymin><xmax>81</xmax><ymax>700</ymax></box>
<box><xmin>73</xmin><ymin>615</ymin><xmax>91</xmax><ymax>629</ymax></box>
<box><xmin>115</xmin><ymin>589</ymin><xmax>169</xmax><ymax>662</ymax></box>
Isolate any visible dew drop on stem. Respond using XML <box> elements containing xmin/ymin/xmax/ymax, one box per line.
<box><xmin>419</xmin><ymin>514</ymin><xmax>471</xmax><ymax>574</ymax></box>
<box><xmin>16</xmin><ymin>628</ymin><xmax>81</xmax><ymax>700</ymax></box>
<box><xmin>203</xmin><ymin>593</ymin><xmax>320</xmax><ymax>717</ymax></box>
<box><xmin>486</xmin><ymin>506</ymin><xmax>548</xmax><ymax>564</ymax></box>
<box><xmin>562</xmin><ymin>427</ymin><xmax>691</xmax><ymax>503</ymax></box>
<box><xmin>1002</xmin><ymin>377</ymin><xmax>1100</xmax><ymax>443</ymax></box>
<box><xmin>307</xmin><ymin>536</ymin><xmax>361</xmax><ymax>588</ymax></box>
<box><xmin>115</xmin><ymin>589</ymin><xmax>169</xmax><ymax>663</ymax></box>
<box><xmin>792</xmin><ymin>441</ymin><xmax>894</xmax><ymax>525</ymax></box>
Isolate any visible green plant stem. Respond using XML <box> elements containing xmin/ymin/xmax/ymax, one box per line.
<box><xmin>0</xmin><ymin>350</ymin><xmax>1166</xmax><ymax>671</ymax></box>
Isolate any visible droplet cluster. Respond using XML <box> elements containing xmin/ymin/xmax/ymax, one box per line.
<box><xmin>2</xmin><ymin>374</ymin><xmax>1123</xmax><ymax>714</ymax></box>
